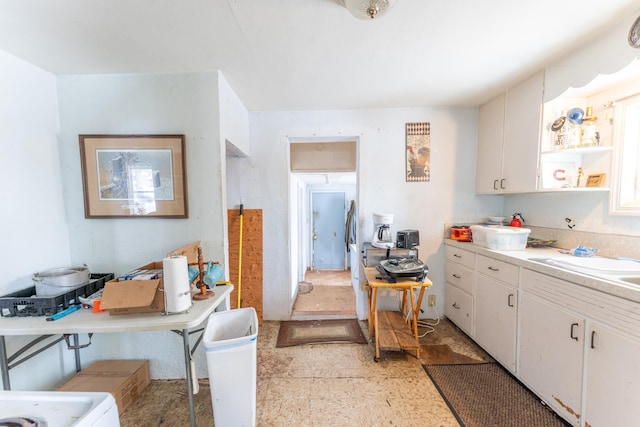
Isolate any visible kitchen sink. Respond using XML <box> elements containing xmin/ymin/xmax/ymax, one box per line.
<box><xmin>528</xmin><ymin>257</ymin><xmax>640</xmax><ymax>287</ymax></box>
<box><xmin>616</xmin><ymin>276</ymin><xmax>640</xmax><ymax>286</ymax></box>
<box><xmin>528</xmin><ymin>257</ymin><xmax>640</xmax><ymax>274</ymax></box>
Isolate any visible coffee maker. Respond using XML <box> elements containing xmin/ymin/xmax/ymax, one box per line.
<box><xmin>371</xmin><ymin>213</ymin><xmax>394</xmax><ymax>249</ymax></box>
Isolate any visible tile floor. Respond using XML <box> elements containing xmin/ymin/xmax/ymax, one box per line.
<box><xmin>292</xmin><ymin>269</ymin><xmax>355</xmax><ymax>319</ymax></box>
<box><xmin>120</xmin><ymin>317</ymin><xmax>491</xmax><ymax>426</ymax></box>
<box><xmin>256</xmin><ymin>320</ymin><xmax>463</xmax><ymax>426</ymax></box>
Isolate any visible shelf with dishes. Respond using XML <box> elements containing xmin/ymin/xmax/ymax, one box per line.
<box><xmin>538</xmin><ymin>147</ymin><xmax>611</xmax><ymax>191</ymax></box>
<box><xmin>540</xmin><ymin>146</ymin><xmax>612</xmax><ymax>156</ymax></box>
<box><xmin>539</xmin><ymin>78</ymin><xmax>618</xmax><ymax>192</ymax></box>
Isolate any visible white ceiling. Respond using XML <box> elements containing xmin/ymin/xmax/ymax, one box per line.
<box><xmin>0</xmin><ymin>1</ymin><xmax>639</xmax><ymax>111</ymax></box>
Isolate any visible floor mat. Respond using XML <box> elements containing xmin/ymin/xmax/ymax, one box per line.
<box><xmin>277</xmin><ymin>319</ymin><xmax>367</xmax><ymax>347</ymax></box>
<box><xmin>420</xmin><ymin>344</ymin><xmax>487</xmax><ymax>365</ymax></box>
<box><xmin>423</xmin><ymin>363</ymin><xmax>570</xmax><ymax>427</ymax></box>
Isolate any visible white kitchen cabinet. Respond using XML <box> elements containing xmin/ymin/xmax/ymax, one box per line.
<box><xmin>474</xmin><ymin>255</ymin><xmax>518</xmax><ymax>372</ymax></box>
<box><xmin>519</xmin><ymin>291</ymin><xmax>584</xmax><ymax>426</ymax></box>
<box><xmin>476</xmin><ymin>72</ymin><xmax>543</xmax><ymax>194</ymax></box>
<box><xmin>444</xmin><ymin>243</ymin><xmax>640</xmax><ymax>427</ymax></box>
<box><xmin>476</xmin><ymin>93</ymin><xmax>505</xmax><ymax>194</ymax></box>
<box><xmin>502</xmin><ymin>71</ymin><xmax>543</xmax><ymax>193</ymax></box>
<box><xmin>584</xmin><ymin>322</ymin><xmax>640</xmax><ymax>427</ymax></box>
<box><xmin>444</xmin><ymin>246</ymin><xmax>475</xmax><ymax>336</ymax></box>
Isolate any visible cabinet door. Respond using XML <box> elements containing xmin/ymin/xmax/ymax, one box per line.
<box><xmin>474</xmin><ymin>274</ymin><xmax>517</xmax><ymax>372</ymax></box>
<box><xmin>519</xmin><ymin>292</ymin><xmax>583</xmax><ymax>426</ymax></box>
<box><xmin>476</xmin><ymin>93</ymin><xmax>505</xmax><ymax>194</ymax></box>
<box><xmin>584</xmin><ymin>323</ymin><xmax>640</xmax><ymax>427</ymax></box>
<box><xmin>445</xmin><ymin>283</ymin><xmax>473</xmax><ymax>337</ymax></box>
<box><xmin>502</xmin><ymin>71</ymin><xmax>543</xmax><ymax>193</ymax></box>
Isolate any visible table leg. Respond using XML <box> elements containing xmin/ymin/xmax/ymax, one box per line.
<box><xmin>0</xmin><ymin>336</ymin><xmax>9</xmax><ymax>390</ymax></box>
<box><xmin>182</xmin><ymin>328</ymin><xmax>197</xmax><ymax>427</ymax></box>
<box><xmin>372</xmin><ymin>289</ymin><xmax>380</xmax><ymax>361</ymax></box>
<box><xmin>408</xmin><ymin>288</ymin><xmax>420</xmax><ymax>358</ymax></box>
<box><xmin>367</xmin><ymin>288</ymin><xmax>373</xmax><ymax>339</ymax></box>
<box><xmin>73</xmin><ymin>334</ymin><xmax>81</xmax><ymax>372</ymax></box>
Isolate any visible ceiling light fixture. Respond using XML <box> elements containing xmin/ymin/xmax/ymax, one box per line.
<box><xmin>342</xmin><ymin>0</ymin><xmax>396</xmax><ymax>20</ymax></box>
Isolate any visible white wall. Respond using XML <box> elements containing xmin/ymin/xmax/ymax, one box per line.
<box><xmin>55</xmin><ymin>71</ymin><xmax>231</xmax><ymax>380</ymax></box>
<box><xmin>0</xmin><ymin>50</ymin><xmax>77</xmax><ymax>390</ymax></box>
<box><xmin>504</xmin><ymin>192</ymin><xmax>640</xmax><ymax>237</ymax></box>
<box><xmin>229</xmin><ymin>108</ymin><xmax>504</xmax><ymax>320</ymax></box>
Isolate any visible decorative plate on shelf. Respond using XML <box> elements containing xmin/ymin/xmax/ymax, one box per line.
<box><xmin>629</xmin><ymin>15</ymin><xmax>640</xmax><ymax>48</ymax></box>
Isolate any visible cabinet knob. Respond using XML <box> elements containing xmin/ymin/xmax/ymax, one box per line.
<box><xmin>452</xmin><ymin>302</ymin><xmax>460</xmax><ymax>309</ymax></box>
<box><xmin>452</xmin><ymin>274</ymin><xmax>461</xmax><ymax>279</ymax></box>
<box><xmin>507</xmin><ymin>293</ymin><xmax>514</xmax><ymax>307</ymax></box>
<box><xmin>488</xmin><ymin>266</ymin><xmax>500</xmax><ymax>272</ymax></box>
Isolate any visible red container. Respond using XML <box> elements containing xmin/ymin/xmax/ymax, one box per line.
<box><xmin>450</xmin><ymin>227</ymin><xmax>472</xmax><ymax>242</ymax></box>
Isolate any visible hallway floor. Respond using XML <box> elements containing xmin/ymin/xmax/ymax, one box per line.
<box><xmin>292</xmin><ymin>269</ymin><xmax>355</xmax><ymax>319</ymax></box>
<box><xmin>120</xmin><ymin>317</ymin><xmax>492</xmax><ymax>426</ymax></box>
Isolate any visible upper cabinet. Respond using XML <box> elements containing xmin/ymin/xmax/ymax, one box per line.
<box><xmin>476</xmin><ymin>72</ymin><xmax>543</xmax><ymax>194</ymax></box>
<box><xmin>476</xmin><ymin>94</ymin><xmax>505</xmax><ymax>194</ymax></box>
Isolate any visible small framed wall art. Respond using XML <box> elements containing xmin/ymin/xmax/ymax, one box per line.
<box><xmin>79</xmin><ymin>134</ymin><xmax>188</xmax><ymax>218</ymax></box>
<box><xmin>406</xmin><ymin>122</ymin><xmax>431</xmax><ymax>182</ymax></box>
<box><xmin>586</xmin><ymin>173</ymin><xmax>606</xmax><ymax>188</ymax></box>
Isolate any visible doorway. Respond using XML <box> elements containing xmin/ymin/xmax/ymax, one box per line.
<box><xmin>290</xmin><ymin>174</ymin><xmax>357</xmax><ymax>320</ymax></box>
<box><xmin>288</xmin><ymin>139</ymin><xmax>358</xmax><ymax>320</ymax></box>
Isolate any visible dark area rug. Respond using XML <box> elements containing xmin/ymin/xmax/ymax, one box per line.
<box><xmin>423</xmin><ymin>363</ymin><xmax>570</xmax><ymax>427</ymax></box>
<box><xmin>420</xmin><ymin>344</ymin><xmax>488</xmax><ymax>365</ymax></box>
<box><xmin>277</xmin><ymin>319</ymin><xmax>367</xmax><ymax>347</ymax></box>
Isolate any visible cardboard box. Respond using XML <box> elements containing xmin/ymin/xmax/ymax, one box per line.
<box><xmin>58</xmin><ymin>360</ymin><xmax>150</xmax><ymax>414</ymax></box>
<box><xmin>100</xmin><ymin>241</ymin><xmax>201</xmax><ymax>315</ymax></box>
<box><xmin>100</xmin><ymin>262</ymin><xmax>165</xmax><ymax>315</ymax></box>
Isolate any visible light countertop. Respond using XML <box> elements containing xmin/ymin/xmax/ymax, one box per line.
<box><xmin>445</xmin><ymin>239</ymin><xmax>640</xmax><ymax>304</ymax></box>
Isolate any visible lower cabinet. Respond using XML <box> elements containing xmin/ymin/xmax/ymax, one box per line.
<box><xmin>520</xmin><ymin>268</ymin><xmax>640</xmax><ymax>427</ymax></box>
<box><xmin>445</xmin><ymin>283</ymin><xmax>473</xmax><ymax>336</ymax></box>
<box><xmin>584</xmin><ymin>322</ymin><xmax>640</xmax><ymax>427</ymax></box>
<box><xmin>474</xmin><ymin>274</ymin><xmax>517</xmax><ymax>372</ymax></box>
<box><xmin>519</xmin><ymin>292</ymin><xmax>584</xmax><ymax>426</ymax></box>
<box><xmin>444</xmin><ymin>244</ymin><xmax>640</xmax><ymax>427</ymax></box>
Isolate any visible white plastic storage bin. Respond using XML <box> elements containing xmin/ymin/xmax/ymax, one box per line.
<box><xmin>203</xmin><ymin>307</ymin><xmax>258</xmax><ymax>427</ymax></box>
<box><xmin>470</xmin><ymin>225</ymin><xmax>531</xmax><ymax>251</ymax></box>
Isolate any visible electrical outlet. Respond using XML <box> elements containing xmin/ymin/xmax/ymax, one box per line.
<box><xmin>428</xmin><ymin>295</ymin><xmax>436</xmax><ymax>306</ymax></box>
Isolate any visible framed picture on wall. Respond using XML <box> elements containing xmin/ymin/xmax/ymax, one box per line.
<box><xmin>406</xmin><ymin>122</ymin><xmax>431</xmax><ymax>182</ymax></box>
<box><xmin>79</xmin><ymin>134</ymin><xmax>188</xmax><ymax>218</ymax></box>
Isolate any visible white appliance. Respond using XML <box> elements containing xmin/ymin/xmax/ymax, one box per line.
<box><xmin>0</xmin><ymin>391</ymin><xmax>119</xmax><ymax>427</ymax></box>
<box><xmin>371</xmin><ymin>213</ymin><xmax>394</xmax><ymax>249</ymax></box>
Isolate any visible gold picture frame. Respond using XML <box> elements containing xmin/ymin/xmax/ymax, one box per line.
<box><xmin>79</xmin><ymin>134</ymin><xmax>188</xmax><ymax>218</ymax></box>
<box><xmin>586</xmin><ymin>173</ymin><xmax>606</xmax><ymax>188</ymax></box>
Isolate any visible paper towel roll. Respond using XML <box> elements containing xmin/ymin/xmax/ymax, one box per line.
<box><xmin>163</xmin><ymin>255</ymin><xmax>192</xmax><ymax>313</ymax></box>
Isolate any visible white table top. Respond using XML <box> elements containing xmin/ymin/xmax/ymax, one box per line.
<box><xmin>0</xmin><ymin>285</ymin><xmax>233</xmax><ymax>336</ymax></box>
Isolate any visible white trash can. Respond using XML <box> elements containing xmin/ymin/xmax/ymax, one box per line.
<box><xmin>203</xmin><ymin>307</ymin><xmax>258</xmax><ymax>427</ymax></box>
